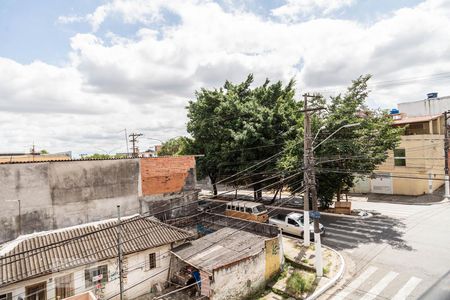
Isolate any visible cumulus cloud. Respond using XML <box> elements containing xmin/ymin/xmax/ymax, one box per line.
<box><xmin>272</xmin><ymin>0</ymin><xmax>355</xmax><ymax>20</ymax></box>
<box><xmin>1</xmin><ymin>0</ymin><xmax>450</xmax><ymax>154</ymax></box>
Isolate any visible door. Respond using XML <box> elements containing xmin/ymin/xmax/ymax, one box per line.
<box><xmin>26</xmin><ymin>282</ymin><xmax>47</xmax><ymax>300</ymax></box>
<box><xmin>55</xmin><ymin>273</ymin><xmax>74</xmax><ymax>300</ymax></box>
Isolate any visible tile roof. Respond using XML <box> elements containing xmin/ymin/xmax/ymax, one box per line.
<box><xmin>0</xmin><ymin>215</ymin><xmax>193</xmax><ymax>287</ymax></box>
<box><xmin>393</xmin><ymin>114</ymin><xmax>441</xmax><ymax>125</ymax></box>
<box><xmin>171</xmin><ymin>227</ymin><xmax>266</xmax><ymax>274</ymax></box>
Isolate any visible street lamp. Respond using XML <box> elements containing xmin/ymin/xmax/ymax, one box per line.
<box><xmin>6</xmin><ymin>199</ymin><xmax>21</xmax><ymax>236</ymax></box>
<box><xmin>313</xmin><ymin>123</ymin><xmax>360</xmax><ymax>151</ymax></box>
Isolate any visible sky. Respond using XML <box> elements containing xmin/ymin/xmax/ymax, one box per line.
<box><xmin>1</xmin><ymin>0</ymin><xmax>450</xmax><ymax>156</ymax></box>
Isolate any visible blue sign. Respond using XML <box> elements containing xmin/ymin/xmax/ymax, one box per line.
<box><xmin>310</xmin><ymin>211</ymin><xmax>321</xmax><ymax>219</ymax></box>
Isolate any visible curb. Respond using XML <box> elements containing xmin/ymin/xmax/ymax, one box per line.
<box><xmin>305</xmin><ymin>244</ymin><xmax>345</xmax><ymax>300</ymax></box>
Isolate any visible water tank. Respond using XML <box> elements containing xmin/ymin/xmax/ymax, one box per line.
<box><xmin>390</xmin><ymin>108</ymin><xmax>399</xmax><ymax>114</ymax></box>
<box><xmin>427</xmin><ymin>92</ymin><xmax>438</xmax><ymax>99</ymax></box>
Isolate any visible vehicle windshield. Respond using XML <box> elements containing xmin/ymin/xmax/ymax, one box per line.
<box><xmin>253</xmin><ymin>205</ymin><xmax>267</xmax><ymax>214</ymax></box>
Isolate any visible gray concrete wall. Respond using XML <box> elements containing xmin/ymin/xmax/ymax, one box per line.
<box><xmin>0</xmin><ymin>159</ymin><xmax>140</xmax><ymax>243</ymax></box>
<box><xmin>398</xmin><ymin>96</ymin><xmax>450</xmax><ymax>116</ymax></box>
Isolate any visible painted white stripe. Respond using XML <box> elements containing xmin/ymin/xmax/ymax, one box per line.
<box><xmin>391</xmin><ymin>277</ymin><xmax>422</xmax><ymax>300</ymax></box>
<box><xmin>331</xmin><ymin>266</ymin><xmax>378</xmax><ymax>300</ymax></box>
<box><xmin>325</xmin><ymin>230</ymin><xmax>369</xmax><ymax>242</ymax></box>
<box><xmin>322</xmin><ymin>237</ymin><xmax>357</xmax><ymax>248</ymax></box>
<box><xmin>360</xmin><ymin>271</ymin><xmax>399</xmax><ymax>300</ymax></box>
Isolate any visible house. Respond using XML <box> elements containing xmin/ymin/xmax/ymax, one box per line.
<box><xmin>0</xmin><ymin>215</ymin><xmax>193</xmax><ymax>300</ymax></box>
<box><xmin>352</xmin><ymin>94</ymin><xmax>447</xmax><ymax>196</ymax></box>
<box><xmin>169</xmin><ymin>227</ymin><xmax>282</xmax><ymax>300</ymax></box>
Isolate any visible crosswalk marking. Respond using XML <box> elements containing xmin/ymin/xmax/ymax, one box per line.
<box><xmin>331</xmin><ymin>266</ymin><xmax>378</xmax><ymax>300</ymax></box>
<box><xmin>391</xmin><ymin>276</ymin><xmax>422</xmax><ymax>300</ymax></box>
<box><xmin>360</xmin><ymin>271</ymin><xmax>399</xmax><ymax>300</ymax></box>
<box><xmin>329</xmin><ymin>222</ymin><xmax>383</xmax><ymax>233</ymax></box>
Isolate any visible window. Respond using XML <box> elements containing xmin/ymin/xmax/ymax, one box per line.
<box><xmin>226</xmin><ymin>205</ymin><xmax>231</xmax><ymax>210</ymax></box>
<box><xmin>148</xmin><ymin>253</ymin><xmax>157</xmax><ymax>270</ymax></box>
<box><xmin>240</xmin><ymin>206</ymin><xmax>245</xmax><ymax>212</ymax></box>
<box><xmin>55</xmin><ymin>274</ymin><xmax>74</xmax><ymax>300</ymax></box>
<box><xmin>26</xmin><ymin>282</ymin><xmax>47</xmax><ymax>300</ymax></box>
<box><xmin>394</xmin><ymin>149</ymin><xmax>406</xmax><ymax>166</ymax></box>
<box><xmin>287</xmin><ymin>218</ymin><xmax>299</xmax><ymax>227</ymax></box>
<box><xmin>245</xmin><ymin>207</ymin><xmax>253</xmax><ymax>214</ymax></box>
<box><xmin>85</xmin><ymin>265</ymin><xmax>108</xmax><ymax>288</ymax></box>
<box><xmin>234</xmin><ymin>205</ymin><xmax>239</xmax><ymax>211</ymax></box>
<box><xmin>0</xmin><ymin>293</ymin><xmax>12</xmax><ymax>300</ymax></box>
<box><xmin>252</xmin><ymin>205</ymin><xmax>267</xmax><ymax>214</ymax></box>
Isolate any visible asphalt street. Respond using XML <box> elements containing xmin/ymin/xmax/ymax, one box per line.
<box><xmin>318</xmin><ymin>201</ymin><xmax>450</xmax><ymax>300</ymax></box>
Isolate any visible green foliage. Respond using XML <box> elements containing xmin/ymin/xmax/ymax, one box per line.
<box><xmin>158</xmin><ymin>137</ymin><xmax>194</xmax><ymax>156</ymax></box>
<box><xmin>280</xmin><ymin>75</ymin><xmax>403</xmax><ymax>207</ymax></box>
<box><xmin>40</xmin><ymin>149</ymin><xmax>49</xmax><ymax>154</ymax></box>
<box><xmin>286</xmin><ymin>271</ymin><xmax>315</xmax><ymax>295</ymax></box>
<box><xmin>82</xmin><ymin>153</ymin><xmax>126</xmax><ymax>159</ymax></box>
<box><xmin>187</xmin><ymin>74</ymin><xmax>302</xmax><ymax>197</ymax></box>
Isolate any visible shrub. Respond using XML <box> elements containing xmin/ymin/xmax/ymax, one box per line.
<box><xmin>286</xmin><ymin>271</ymin><xmax>315</xmax><ymax>295</ymax></box>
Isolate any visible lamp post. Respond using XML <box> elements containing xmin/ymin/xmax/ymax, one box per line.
<box><xmin>313</xmin><ymin>123</ymin><xmax>361</xmax><ymax>150</ymax></box>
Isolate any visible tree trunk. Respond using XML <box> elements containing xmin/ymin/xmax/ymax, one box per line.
<box><xmin>253</xmin><ymin>181</ymin><xmax>262</xmax><ymax>201</ymax></box>
<box><xmin>210</xmin><ymin>174</ymin><xmax>218</xmax><ymax>196</ymax></box>
<box><xmin>272</xmin><ymin>188</ymin><xmax>280</xmax><ymax>201</ymax></box>
<box><xmin>336</xmin><ymin>184</ymin><xmax>342</xmax><ymax>202</ymax></box>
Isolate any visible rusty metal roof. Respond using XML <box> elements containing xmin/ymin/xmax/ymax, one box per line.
<box><xmin>0</xmin><ymin>215</ymin><xmax>193</xmax><ymax>286</ymax></box>
<box><xmin>171</xmin><ymin>227</ymin><xmax>266</xmax><ymax>274</ymax></box>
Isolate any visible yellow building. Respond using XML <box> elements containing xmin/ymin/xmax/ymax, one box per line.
<box><xmin>352</xmin><ymin>114</ymin><xmax>445</xmax><ymax>195</ymax></box>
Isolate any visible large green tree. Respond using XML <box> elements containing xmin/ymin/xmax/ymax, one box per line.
<box><xmin>280</xmin><ymin>75</ymin><xmax>403</xmax><ymax>207</ymax></box>
<box><xmin>158</xmin><ymin>137</ymin><xmax>193</xmax><ymax>156</ymax></box>
<box><xmin>187</xmin><ymin>74</ymin><xmax>302</xmax><ymax>199</ymax></box>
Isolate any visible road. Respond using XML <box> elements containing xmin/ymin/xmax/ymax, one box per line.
<box><xmin>318</xmin><ymin>201</ymin><xmax>450</xmax><ymax>300</ymax></box>
<box><xmin>202</xmin><ymin>194</ymin><xmax>450</xmax><ymax>299</ymax></box>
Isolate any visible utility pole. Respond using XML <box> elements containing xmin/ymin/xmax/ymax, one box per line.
<box><xmin>444</xmin><ymin>111</ymin><xmax>450</xmax><ymax>199</ymax></box>
<box><xmin>303</xmin><ymin>93</ymin><xmax>323</xmax><ymax>277</ymax></box>
<box><xmin>125</xmin><ymin>128</ymin><xmax>130</xmax><ymax>158</ymax></box>
<box><xmin>117</xmin><ymin>205</ymin><xmax>124</xmax><ymax>300</ymax></box>
<box><xmin>129</xmin><ymin>133</ymin><xmax>143</xmax><ymax>158</ymax></box>
<box><xmin>303</xmin><ymin>94</ymin><xmax>311</xmax><ymax>247</ymax></box>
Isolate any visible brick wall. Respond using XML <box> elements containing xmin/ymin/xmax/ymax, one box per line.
<box><xmin>140</xmin><ymin>156</ymin><xmax>196</xmax><ymax>195</ymax></box>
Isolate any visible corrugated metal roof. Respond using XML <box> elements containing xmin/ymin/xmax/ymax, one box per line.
<box><xmin>0</xmin><ymin>216</ymin><xmax>193</xmax><ymax>286</ymax></box>
<box><xmin>171</xmin><ymin>227</ymin><xmax>266</xmax><ymax>274</ymax></box>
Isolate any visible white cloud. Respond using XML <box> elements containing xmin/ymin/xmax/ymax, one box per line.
<box><xmin>1</xmin><ymin>0</ymin><xmax>450</xmax><ymax>154</ymax></box>
<box><xmin>272</xmin><ymin>0</ymin><xmax>355</xmax><ymax>20</ymax></box>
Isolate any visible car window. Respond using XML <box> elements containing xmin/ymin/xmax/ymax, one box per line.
<box><xmin>245</xmin><ymin>207</ymin><xmax>252</xmax><ymax>213</ymax></box>
<box><xmin>253</xmin><ymin>205</ymin><xmax>267</xmax><ymax>213</ymax></box>
<box><xmin>287</xmin><ymin>218</ymin><xmax>299</xmax><ymax>227</ymax></box>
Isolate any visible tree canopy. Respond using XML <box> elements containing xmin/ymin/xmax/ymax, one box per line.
<box><xmin>187</xmin><ymin>74</ymin><xmax>302</xmax><ymax>198</ymax></box>
<box><xmin>158</xmin><ymin>137</ymin><xmax>193</xmax><ymax>156</ymax></box>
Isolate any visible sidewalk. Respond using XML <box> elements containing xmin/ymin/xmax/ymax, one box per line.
<box><xmin>261</xmin><ymin>237</ymin><xmax>344</xmax><ymax>300</ymax></box>
<box><xmin>347</xmin><ymin>187</ymin><xmax>446</xmax><ymax>205</ymax></box>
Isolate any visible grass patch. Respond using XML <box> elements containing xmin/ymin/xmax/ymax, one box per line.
<box><xmin>286</xmin><ymin>271</ymin><xmax>316</xmax><ymax>296</ymax></box>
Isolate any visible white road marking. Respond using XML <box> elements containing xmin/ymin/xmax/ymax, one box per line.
<box><xmin>391</xmin><ymin>276</ymin><xmax>422</xmax><ymax>300</ymax></box>
<box><xmin>329</xmin><ymin>223</ymin><xmax>383</xmax><ymax>233</ymax></box>
<box><xmin>360</xmin><ymin>271</ymin><xmax>399</xmax><ymax>300</ymax></box>
<box><xmin>331</xmin><ymin>266</ymin><xmax>378</xmax><ymax>300</ymax></box>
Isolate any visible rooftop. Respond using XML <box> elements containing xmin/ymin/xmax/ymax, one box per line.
<box><xmin>0</xmin><ymin>215</ymin><xmax>193</xmax><ymax>286</ymax></box>
<box><xmin>171</xmin><ymin>227</ymin><xmax>267</xmax><ymax>275</ymax></box>
<box><xmin>392</xmin><ymin>114</ymin><xmax>441</xmax><ymax>125</ymax></box>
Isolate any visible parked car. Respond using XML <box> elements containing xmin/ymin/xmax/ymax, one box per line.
<box><xmin>268</xmin><ymin>212</ymin><xmax>324</xmax><ymax>238</ymax></box>
<box><xmin>225</xmin><ymin>200</ymin><xmax>269</xmax><ymax>222</ymax></box>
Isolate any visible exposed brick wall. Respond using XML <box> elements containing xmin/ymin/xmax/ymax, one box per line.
<box><xmin>140</xmin><ymin>156</ymin><xmax>196</xmax><ymax>195</ymax></box>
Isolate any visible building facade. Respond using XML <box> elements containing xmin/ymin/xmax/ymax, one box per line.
<box><xmin>352</xmin><ymin>103</ymin><xmax>446</xmax><ymax>195</ymax></box>
<box><xmin>0</xmin><ymin>216</ymin><xmax>193</xmax><ymax>300</ymax></box>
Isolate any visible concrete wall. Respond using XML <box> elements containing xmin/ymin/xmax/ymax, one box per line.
<box><xmin>211</xmin><ymin>250</ymin><xmax>266</xmax><ymax>300</ymax></box>
<box><xmin>0</xmin><ymin>159</ymin><xmax>139</xmax><ymax>243</ymax></box>
<box><xmin>0</xmin><ymin>245</ymin><xmax>171</xmax><ymax>300</ymax></box>
<box><xmin>0</xmin><ymin>156</ymin><xmax>199</xmax><ymax>243</ymax></box>
<box><xmin>398</xmin><ymin>96</ymin><xmax>450</xmax><ymax>117</ymax></box>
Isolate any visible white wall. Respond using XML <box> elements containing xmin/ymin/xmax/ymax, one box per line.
<box><xmin>0</xmin><ymin>245</ymin><xmax>171</xmax><ymax>300</ymax></box>
<box><xmin>398</xmin><ymin>96</ymin><xmax>450</xmax><ymax>116</ymax></box>
<box><xmin>210</xmin><ymin>250</ymin><xmax>266</xmax><ymax>300</ymax></box>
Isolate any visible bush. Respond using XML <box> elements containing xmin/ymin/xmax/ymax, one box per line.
<box><xmin>286</xmin><ymin>271</ymin><xmax>315</xmax><ymax>295</ymax></box>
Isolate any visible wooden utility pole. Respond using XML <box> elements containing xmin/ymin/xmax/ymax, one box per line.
<box><xmin>117</xmin><ymin>205</ymin><xmax>124</xmax><ymax>300</ymax></box>
<box><xmin>303</xmin><ymin>93</ymin><xmax>323</xmax><ymax>276</ymax></box>
<box><xmin>129</xmin><ymin>133</ymin><xmax>143</xmax><ymax>158</ymax></box>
